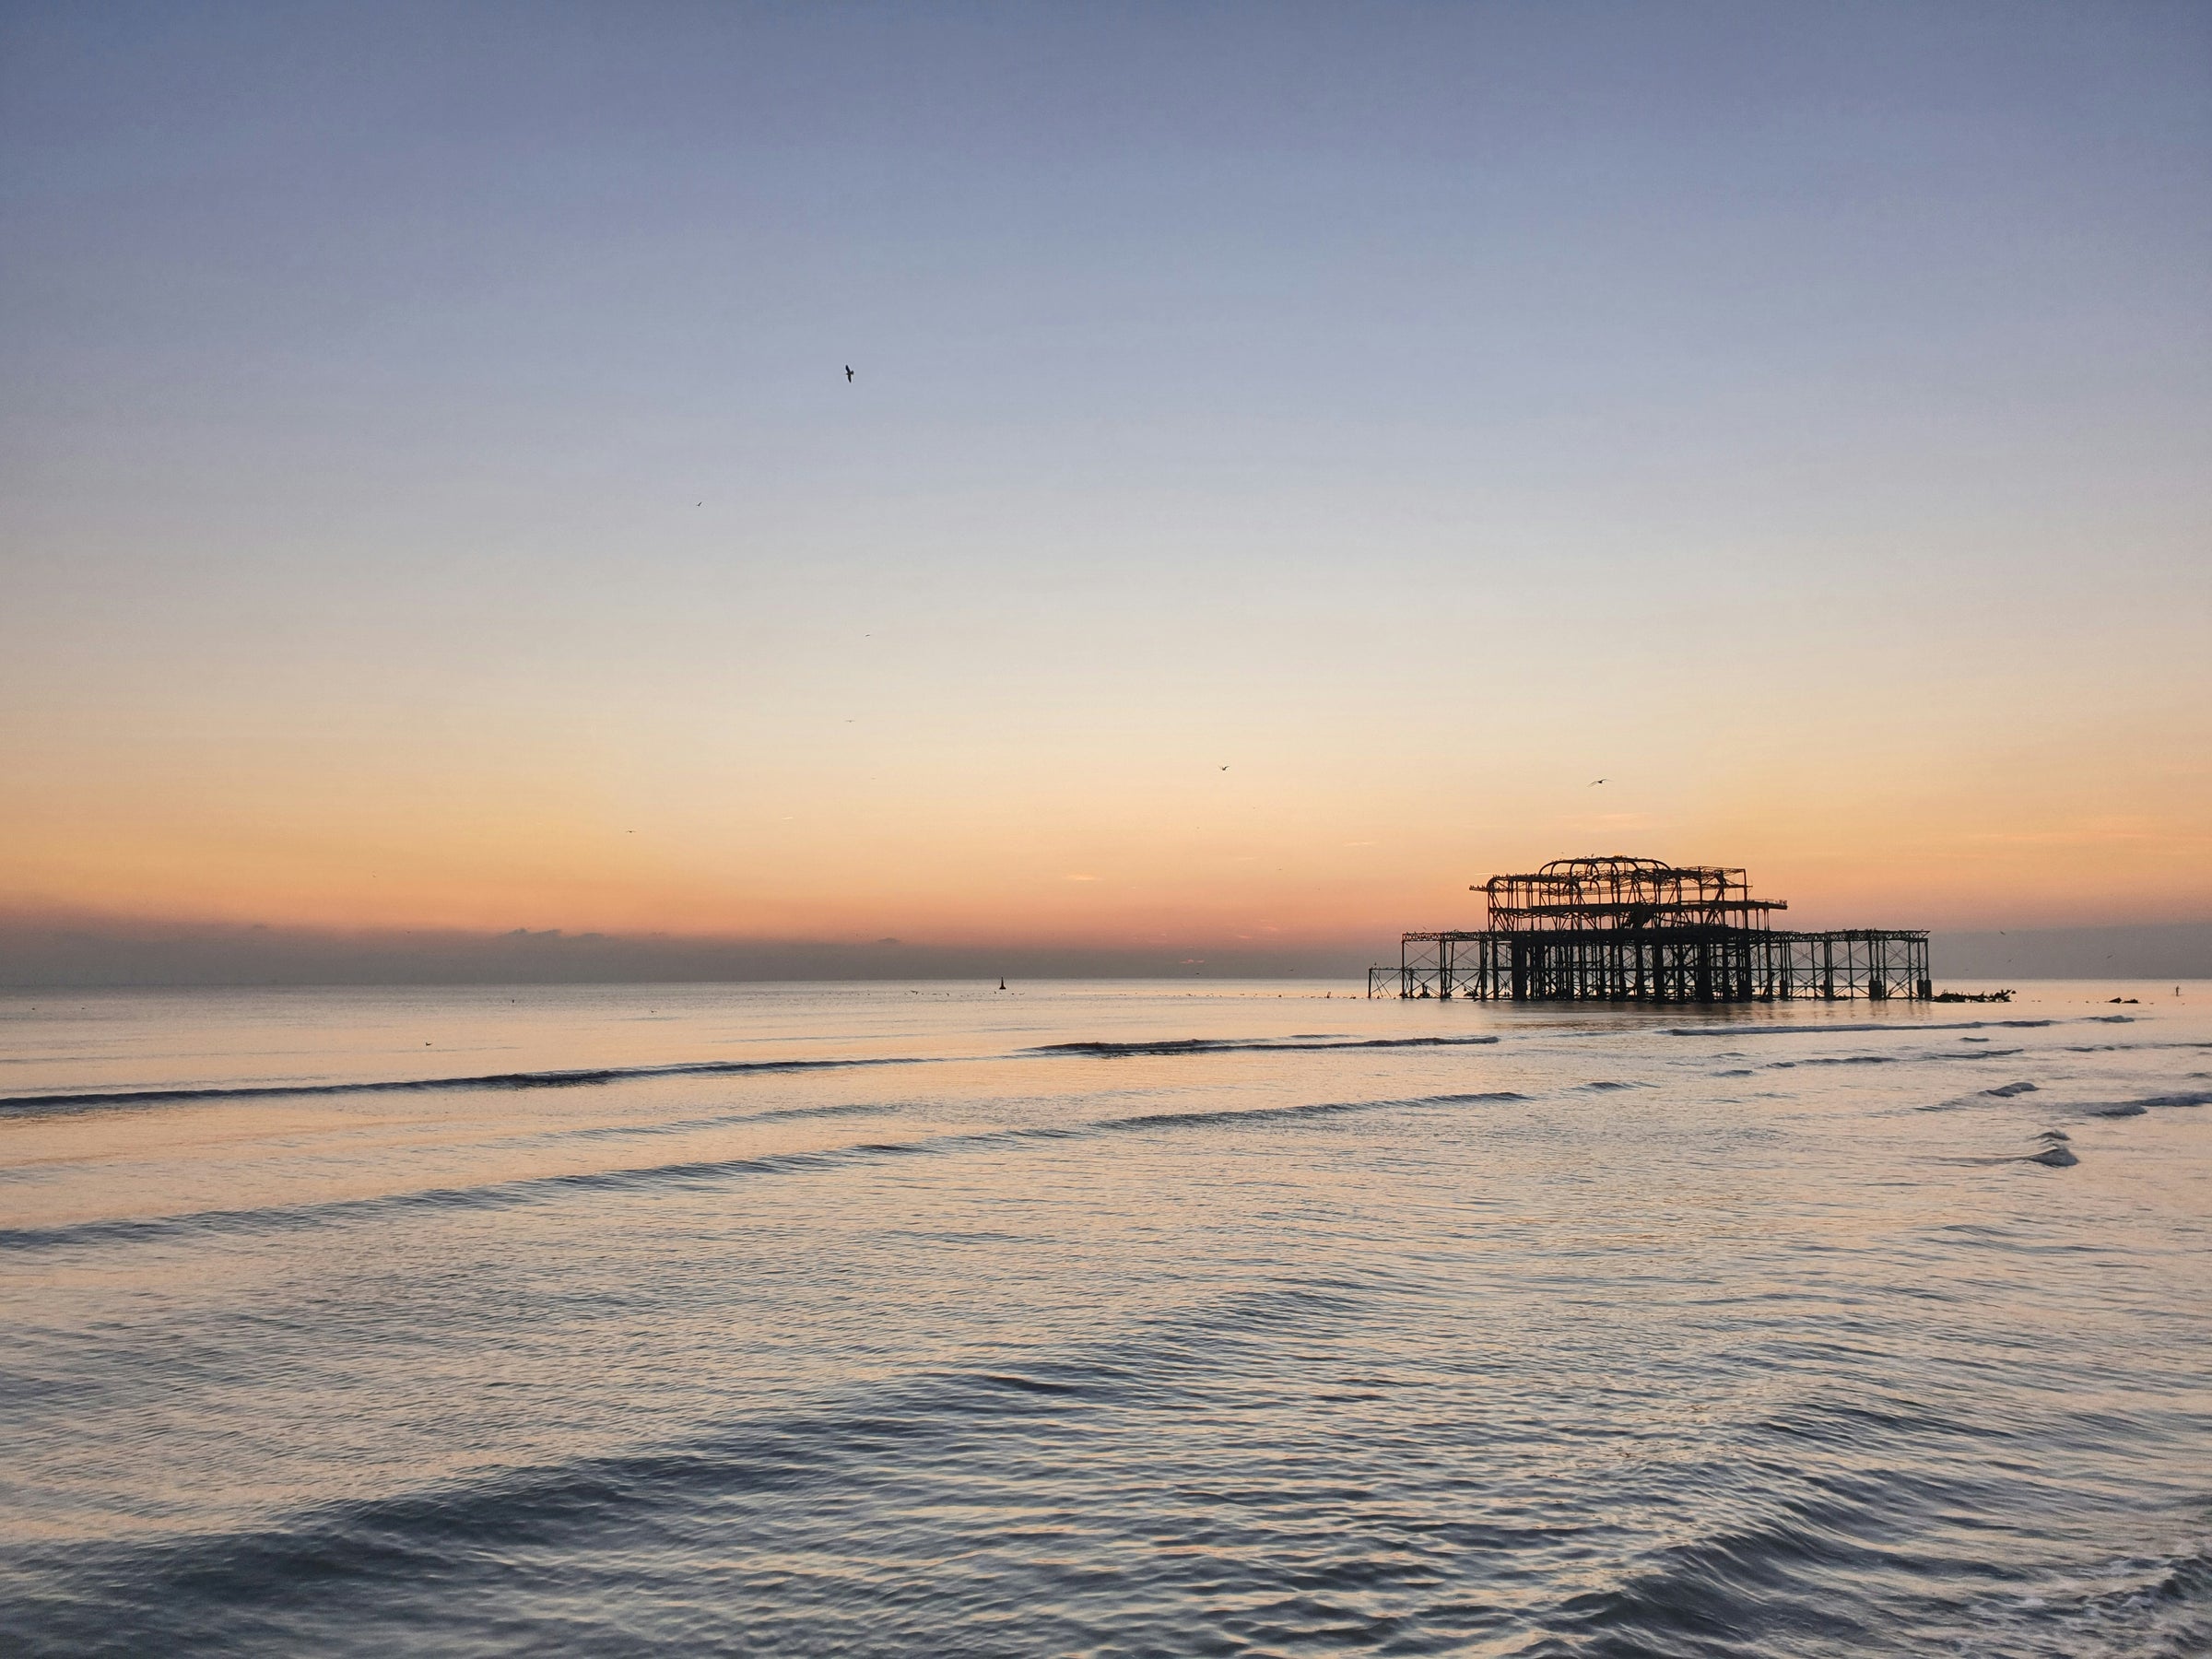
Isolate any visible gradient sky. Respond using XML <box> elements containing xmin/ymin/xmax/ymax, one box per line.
<box><xmin>4</xmin><ymin>1</ymin><xmax>2208</xmax><ymax>958</ymax></box>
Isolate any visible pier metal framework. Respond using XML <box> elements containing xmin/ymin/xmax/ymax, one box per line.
<box><xmin>1370</xmin><ymin>856</ymin><xmax>1930</xmax><ymax>1003</ymax></box>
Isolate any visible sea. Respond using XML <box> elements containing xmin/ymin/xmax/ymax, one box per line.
<box><xmin>2</xmin><ymin>979</ymin><xmax>2207</xmax><ymax>1657</ymax></box>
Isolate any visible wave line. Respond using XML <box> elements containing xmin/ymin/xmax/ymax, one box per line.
<box><xmin>0</xmin><ymin>1089</ymin><xmax>1527</xmax><ymax>1255</ymax></box>
<box><xmin>0</xmin><ymin>1055</ymin><xmax>933</xmax><ymax>1117</ymax></box>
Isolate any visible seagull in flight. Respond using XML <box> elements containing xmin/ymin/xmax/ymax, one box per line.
<box><xmin>1589</xmin><ymin>777</ymin><xmax>1607</xmax><ymax>786</ymax></box>
<box><xmin>844</xmin><ymin>365</ymin><xmax>854</xmax><ymax>382</ymax></box>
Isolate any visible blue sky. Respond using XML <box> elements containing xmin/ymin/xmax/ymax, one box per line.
<box><xmin>4</xmin><ymin>2</ymin><xmax>2207</xmax><ymax>961</ymax></box>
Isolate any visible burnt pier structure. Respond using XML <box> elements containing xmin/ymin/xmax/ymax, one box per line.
<box><xmin>1370</xmin><ymin>855</ymin><xmax>1929</xmax><ymax>1003</ymax></box>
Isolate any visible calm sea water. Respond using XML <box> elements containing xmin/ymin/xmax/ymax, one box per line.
<box><xmin>2</xmin><ymin>979</ymin><xmax>2207</xmax><ymax>1657</ymax></box>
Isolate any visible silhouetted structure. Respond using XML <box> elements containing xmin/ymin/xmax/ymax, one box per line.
<box><xmin>1371</xmin><ymin>855</ymin><xmax>1929</xmax><ymax>1002</ymax></box>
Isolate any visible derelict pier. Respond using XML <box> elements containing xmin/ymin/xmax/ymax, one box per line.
<box><xmin>1371</xmin><ymin>855</ymin><xmax>1929</xmax><ymax>1003</ymax></box>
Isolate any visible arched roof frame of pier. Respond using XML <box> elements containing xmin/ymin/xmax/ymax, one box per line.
<box><xmin>1476</xmin><ymin>854</ymin><xmax>1788</xmax><ymax>934</ymax></box>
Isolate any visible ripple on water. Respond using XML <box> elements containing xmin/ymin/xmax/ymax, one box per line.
<box><xmin>2</xmin><ymin>982</ymin><xmax>2207</xmax><ymax>1657</ymax></box>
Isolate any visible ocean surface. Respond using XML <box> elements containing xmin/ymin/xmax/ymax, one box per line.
<box><xmin>3</xmin><ymin>979</ymin><xmax>2208</xmax><ymax>1657</ymax></box>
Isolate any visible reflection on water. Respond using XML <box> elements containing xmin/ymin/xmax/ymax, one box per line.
<box><xmin>3</xmin><ymin>981</ymin><xmax>2208</xmax><ymax>1655</ymax></box>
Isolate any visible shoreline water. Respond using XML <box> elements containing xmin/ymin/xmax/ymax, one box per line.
<box><xmin>4</xmin><ymin>980</ymin><xmax>2207</xmax><ymax>1655</ymax></box>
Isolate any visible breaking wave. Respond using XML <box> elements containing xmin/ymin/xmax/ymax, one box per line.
<box><xmin>0</xmin><ymin>1089</ymin><xmax>1529</xmax><ymax>1256</ymax></box>
<box><xmin>0</xmin><ymin>1054</ymin><xmax>932</xmax><ymax>1117</ymax></box>
<box><xmin>2</xmin><ymin>1030</ymin><xmax>1514</xmax><ymax>1120</ymax></box>
<box><xmin>1029</xmin><ymin>1033</ymin><xmax>1502</xmax><ymax>1057</ymax></box>
<box><xmin>2076</xmin><ymin>1088</ymin><xmax>2212</xmax><ymax>1115</ymax></box>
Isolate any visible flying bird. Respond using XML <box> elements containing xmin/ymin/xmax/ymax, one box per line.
<box><xmin>844</xmin><ymin>365</ymin><xmax>854</xmax><ymax>382</ymax></box>
<box><xmin>1589</xmin><ymin>778</ymin><xmax>1607</xmax><ymax>786</ymax></box>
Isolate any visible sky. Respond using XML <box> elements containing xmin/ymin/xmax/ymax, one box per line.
<box><xmin>3</xmin><ymin>1</ymin><xmax>2208</xmax><ymax>977</ymax></box>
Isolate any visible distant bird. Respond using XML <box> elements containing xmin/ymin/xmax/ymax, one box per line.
<box><xmin>1589</xmin><ymin>778</ymin><xmax>1607</xmax><ymax>786</ymax></box>
<box><xmin>844</xmin><ymin>365</ymin><xmax>854</xmax><ymax>382</ymax></box>
<box><xmin>1220</xmin><ymin>765</ymin><xmax>1230</xmax><ymax>771</ymax></box>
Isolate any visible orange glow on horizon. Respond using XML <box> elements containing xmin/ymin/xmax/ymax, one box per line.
<box><xmin>8</xmin><ymin>699</ymin><xmax>2206</xmax><ymax>947</ymax></box>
